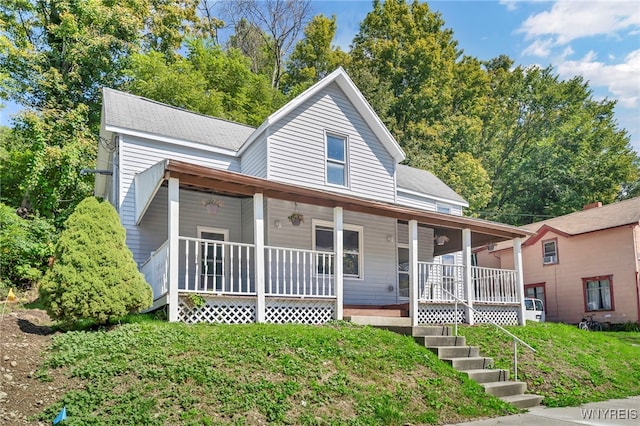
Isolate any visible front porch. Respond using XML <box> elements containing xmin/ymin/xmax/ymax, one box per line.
<box><xmin>137</xmin><ymin>160</ymin><xmax>531</xmax><ymax>326</ymax></box>
<box><xmin>141</xmin><ymin>236</ymin><xmax>523</xmax><ymax>326</ymax></box>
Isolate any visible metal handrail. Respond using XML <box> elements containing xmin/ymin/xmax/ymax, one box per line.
<box><xmin>438</xmin><ymin>286</ymin><xmax>535</xmax><ymax>381</ymax></box>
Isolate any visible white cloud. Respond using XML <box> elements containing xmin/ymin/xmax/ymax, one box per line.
<box><xmin>556</xmin><ymin>49</ymin><xmax>640</xmax><ymax>108</ymax></box>
<box><xmin>499</xmin><ymin>0</ymin><xmax>518</xmax><ymax>12</ymax></box>
<box><xmin>522</xmin><ymin>38</ymin><xmax>553</xmax><ymax>57</ymax></box>
<box><xmin>518</xmin><ymin>0</ymin><xmax>639</xmax><ymax>45</ymax></box>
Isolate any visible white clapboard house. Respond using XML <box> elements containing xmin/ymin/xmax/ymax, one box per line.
<box><xmin>95</xmin><ymin>68</ymin><xmax>531</xmax><ymax>326</ymax></box>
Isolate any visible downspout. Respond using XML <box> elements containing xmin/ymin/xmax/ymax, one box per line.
<box><xmin>634</xmin><ymin>225</ymin><xmax>640</xmax><ymax>324</ymax></box>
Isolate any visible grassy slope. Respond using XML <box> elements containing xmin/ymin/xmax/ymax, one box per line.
<box><xmin>37</xmin><ymin>320</ymin><xmax>517</xmax><ymax>425</ymax></box>
<box><xmin>460</xmin><ymin>322</ymin><xmax>640</xmax><ymax>407</ymax></box>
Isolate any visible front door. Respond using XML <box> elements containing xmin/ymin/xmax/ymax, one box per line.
<box><xmin>198</xmin><ymin>227</ymin><xmax>228</xmax><ymax>292</ymax></box>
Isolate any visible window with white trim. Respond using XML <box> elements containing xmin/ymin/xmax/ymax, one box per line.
<box><xmin>584</xmin><ymin>276</ymin><xmax>613</xmax><ymax>311</ymax></box>
<box><xmin>542</xmin><ymin>239</ymin><xmax>558</xmax><ymax>264</ymax></box>
<box><xmin>313</xmin><ymin>220</ymin><xmax>363</xmax><ymax>278</ymax></box>
<box><xmin>326</xmin><ymin>134</ymin><xmax>347</xmax><ymax>186</ymax></box>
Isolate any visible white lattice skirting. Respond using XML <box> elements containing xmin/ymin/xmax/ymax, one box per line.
<box><xmin>473</xmin><ymin>304</ymin><xmax>519</xmax><ymax>325</ymax></box>
<box><xmin>265</xmin><ymin>298</ymin><xmax>335</xmax><ymax>324</ymax></box>
<box><xmin>418</xmin><ymin>303</ymin><xmax>466</xmax><ymax>324</ymax></box>
<box><xmin>178</xmin><ymin>295</ymin><xmax>256</xmax><ymax>324</ymax></box>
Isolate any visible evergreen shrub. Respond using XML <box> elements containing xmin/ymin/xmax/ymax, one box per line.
<box><xmin>39</xmin><ymin>197</ymin><xmax>152</xmax><ymax>324</ymax></box>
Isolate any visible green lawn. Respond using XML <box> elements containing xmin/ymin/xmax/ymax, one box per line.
<box><xmin>460</xmin><ymin>322</ymin><xmax>640</xmax><ymax>407</ymax></box>
<box><xmin>37</xmin><ymin>320</ymin><xmax>517</xmax><ymax>425</ymax></box>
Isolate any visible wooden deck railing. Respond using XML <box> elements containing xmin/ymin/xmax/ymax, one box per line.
<box><xmin>140</xmin><ymin>240</ymin><xmax>169</xmax><ymax>300</ymax></box>
<box><xmin>265</xmin><ymin>246</ymin><xmax>335</xmax><ymax>298</ymax></box>
<box><xmin>473</xmin><ymin>266</ymin><xmax>518</xmax><ymax>303</ymax></box>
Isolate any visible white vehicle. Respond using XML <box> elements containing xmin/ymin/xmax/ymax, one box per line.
<box><xmin>524</xmin><ymin>298</ymin><xmax>545</xmax><ymax>322</ymax></box>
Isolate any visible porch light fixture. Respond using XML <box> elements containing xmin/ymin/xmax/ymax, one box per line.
<box><xmin>274</xmin><ymin>220</ymin><xmax>282</xmax><ymax>229</ymax></box>
<box><xmin>434</xmin><ymin>235</ymin><xmax>449</xmax><ymax>246</ymax></box>
<box><xmin>386</xmin><ymin>235</ymin><xmax>395</xmax><ymax>243</ymax></box>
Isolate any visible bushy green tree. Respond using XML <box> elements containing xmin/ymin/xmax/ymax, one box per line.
<box><xmin>0</xmin><ymin>203</ymin><xmax>56</xmax><ymax>292</ymax></box>
<box><xmin>39</xmin><ymin>197</ymin><xmax>152</xmax><ymax>324</ymax></box>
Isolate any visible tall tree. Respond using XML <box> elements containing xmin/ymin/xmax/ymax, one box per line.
<box><xmin>125</xmin><ymin>37</ymin><xmax>286</xmax><ymax>126</ymax></box>
<box><xmin>350</xmin><ymin>0</ymin><xmax>492</xmax><ymax>212</ymax></box>
<box><xmin>0</xmin><ymin>0</ymin><xmax>201</xmax><ymax>223</ymax></box>
<box><xmin>480</xmin><ymin>60</ymin><xmax>638</xmax><ymax>224</ymax></box>
<box><xmin>283</xmin><ymin>14</ymin><xmax>350</xmax><ymax>95</ymax></box>
<box><xmin>221</xmin><ymin>0</ymin><xmax>312</xmax><ymax>89</ymax></box>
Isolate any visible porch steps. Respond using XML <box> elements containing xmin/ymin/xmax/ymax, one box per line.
<box><xmin>385</xmin><ymin>325</ymin><xmax>544</xmax><ymax>409</ymax></box>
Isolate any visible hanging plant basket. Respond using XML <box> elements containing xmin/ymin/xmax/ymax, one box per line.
<box><xmin>202</xmin><ymin>199</ymin><xmax>224</xmax><ymax>215</ymax></box>
<box><xmin>288</xmin><ymin>212</ymin><xmax>304</xmax><ymax>226</ymax></box>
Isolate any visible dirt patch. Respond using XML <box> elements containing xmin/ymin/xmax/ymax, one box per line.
<box><xmin>0</xmin><ymin>307</ymin><xmax>77</xmax><ymax>425</ymax></box>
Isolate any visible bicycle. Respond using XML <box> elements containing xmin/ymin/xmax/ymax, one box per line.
<box><xmin>578</xmin><ymin>314</ymin><xmax>603</xmax><ymax>331</ymax></box>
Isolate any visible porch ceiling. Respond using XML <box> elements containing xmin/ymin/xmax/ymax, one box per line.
<box><xmin>163</xmin><ymin>159</ymin><xmax>532</xmax><ymax>251</ymax></box>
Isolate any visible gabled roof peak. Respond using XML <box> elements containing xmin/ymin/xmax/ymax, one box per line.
<box><xmin>239</xmin><ymin>67</ymin><xmax>406</xmax><ymax>163</ymax></box>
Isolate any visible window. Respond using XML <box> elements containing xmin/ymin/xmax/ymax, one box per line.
<box><xmin>313</xmin><ymin>221</ymin><xmax>362</xmax><ymax>278</ymax></box>
<box><xmin>542</xmin><ymin>239</ymin><xmax>558</xmax><ymax>264</ymax></box>
<box><xmin>583</xmin><ymin>276</ymin><xmax>613</xmax><ymax>311</ymax></box>
<box><xmin>525</xmin><ymin>283</ymin><xmax>546</xmax><ymax>308</ymax></box>
<box><xmin>326</xmin><ymin>134</ymin><xmax>347</xmax><ymax>186</ymax></box>
<box><xmin>437</xmin><ymin>204</ymin><xmax>451</xmax><ymax>214</ymax></box>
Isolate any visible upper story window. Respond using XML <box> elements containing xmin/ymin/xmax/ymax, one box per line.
<box><xmin>326</xmin><ymin>134</ymin><xmax>347</xmax><ymax>186</ymax></box>
<box><xmin>437</xmin><ymin>204</ymin><xmax>451</xmax><ymax>214</ymax></box>
<box><xmin>542</xmin><ymin>239</ymin><xmax>558</xmax><ymax>265</ymax></box>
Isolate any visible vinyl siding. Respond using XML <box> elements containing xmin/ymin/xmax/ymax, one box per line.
<box><xmin>266</xmin><ymin>199</ymin><xmax>401</xmax><ymax>305</ymax></box>
<box><xmin>136</xmin><ymin>187</ymin><xmax>244</xmax><ymax>264</ymax></box>
<box><xmin>396</xmin><ymin>222</ymin><xmax>434</xmax><ymax>263</ymax></box>
<box><xmin>268</xmin><ymin>83</ymin><xmax>395</xmax><ymax>202</ymax></box>
<box><xmin>396</xmin><ymin>192</ymin><xmax>437</xmax><ymax>211</ymax></box>
<box><xmin>240</xmin><ymin>133</ymin><xmax>267</xmax><ymax>178</ymax></box>
<box><xmin>118</xmin><ymin>134</ymin><xmax>239</xmax><ymax>263</ymax></box>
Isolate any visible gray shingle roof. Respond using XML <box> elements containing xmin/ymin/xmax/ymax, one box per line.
<box><xmin>396</xmin><ymin>164</ymin><xmax>467</xmax><ymax>205</ymax></box>
<box><xmin>521</xmin><ymin>197</ymin><xmax>640</xmax><ymax>235</ymax></box>
<box><xmin>102</xmin><ymin>88</ymin><xmax>255</xmax><ymax>151</ymax></box>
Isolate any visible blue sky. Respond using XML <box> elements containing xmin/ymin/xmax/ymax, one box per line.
<box><xmin>1</xmin><ymin>1</ymin><xmax>638</xmax><ymax>152</ymax></box>
<box><xmin>311</xmin><ymin>0</ymin><xmax>640</xmax><ymax>152</ymax></box>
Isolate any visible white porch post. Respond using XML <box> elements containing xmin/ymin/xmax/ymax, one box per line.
<box><xmin>409</xmin><ymin>220</ymin><xmax>419</xmax><ymax>326</ymax></box>
<box><xmin>254</xmin><ymin>193</ymin><xmax>266</xmax><ymax>323</ymax></box>
<box><xmin>333</xmin><ymin>207</ymin><xmax>344</xmax><ymax>320</ymax></box>
<box><xmin>462</xmin><ymin>228</ymin><xmax>474</xmax><ymax>325</ymax></box>
<box><xmin>167</xmin><ymin>177</ymin><xmax>179</xmax><ymax>322</ymax></box>
<box><xmin>514</xmin><ymin>237</ymin><xmax>526</xmax><ymax>325</ymax></box>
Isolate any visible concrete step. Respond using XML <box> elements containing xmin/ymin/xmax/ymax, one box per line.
<box><xmin>428</xmin><ymin>345</ymin><xmax>480</xmax><ymax>358</ymax></box>
<box><xmin>500</xmin><ymin>393</ymin><xmax>545</xmax><ymax>409</ymax></box>
<box><xmin>463</xmin><ymin>368</ymin><xmax>509</xmax><ymax>384</ymax></box>
<box><xmin>345</xmin><ymin>316</ymin><xmax>411</xmax><ymax>327</ymax></box>
<box><xmin>412</xmin><ymin>325</ymin><xmax>452</xmax><ymax>336</ymax></box>
<box><xmin>482</xmin><ymin>381</ymin><xmax>527</xmax><ymax>397</ymax></box>
<box><xmin>442</xmin><ymin>356</ymin><xmax>494</xmax><ymax>370</ymax></box>
<box><xmin>414</xmin><ymin>335</ymin><xmax>467</xmax><ymax>347</ymax></box>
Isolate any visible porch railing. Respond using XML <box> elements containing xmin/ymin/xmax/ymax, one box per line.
<box><xmin>179</xmin><ymin>236</ymin><xmax>256</xmax><ymax>295</ymax></box>
<box><xmin>265</xmin><ymin>246</ymin><xmax>335</xmax><ymax>298</ymax></box>
<box><xmin>140</xmin><ymin>240</ymin><xmax>169</xmax><ymax>300</ymax></box>
<box><xmin>473</xmin><ymin>266</ymin><xmax>518</xmax><ymax>303</ymax></box>
<box><xmin>418</xmin><ymin>262</ymin><xmax>465</xmax><ymax>302</ymax></box>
